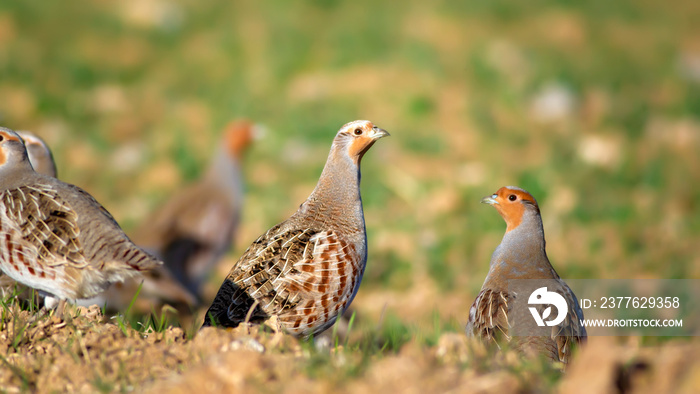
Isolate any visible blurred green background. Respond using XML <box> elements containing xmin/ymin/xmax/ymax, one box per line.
<box><xmin>1</xmin><ymin>0</ymin><xmax>698</xmax><ymax>330</ymax></box>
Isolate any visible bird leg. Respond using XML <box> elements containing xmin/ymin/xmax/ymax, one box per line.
<box><xmin>243</xmin><ymin>299</ymin><xmax>260</xmax><ymax>334</ymax></box>
<box><xmin>266</xmin><ymin>315</ymin><xmax>284</xmax><ymax>348</ymax></box>
<box><xmin>54</xmin><ymin>299</ymin><xmax>67</xmax><ymax>320</ymax></box>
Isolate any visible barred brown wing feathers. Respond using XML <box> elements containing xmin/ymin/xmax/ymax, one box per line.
<box><xmin>205</xmin><ymin>224</ymin><xmax>359</xmax><ymax>337</ymax></box>
<box><xmin>467</xmin><ymin>289</ymin><xmax>512</xmax><ymax>342</ymax></box>
<box><xmin>49</xmin><ymin>184</ymin><xmax>162</xmax><ymax>273</ymax></box>
<box><xmin>284</xmin><ymin>230</ymin><xmax>355</xmax><ymax>302</ymax></box>
<box><xmin>2</xmin><ymin>185</ymin><xmax>88</xmax><ymax>269</ymax></box>
<box><xmin>467</xmin><ymin>282</ymin><xmax>586</xmax><ymax>363</ymax></box>
<box><xmin>228</xmin><ymin>227</ymin><xmax>316</xmax><ymax>318</ymax></box>
<box><xmin>202</xmin><ymin>225</ymin><xmax>287</xmax><ymax>327</ymax></box>
<box><xmin>550</xmin><ymin>283</ymin><xmax>587</xmax><ymax>362</ymax></box>
<box><xmin>263</xmin><ymin>228</ymin><xmax>358</xmax><ymax>336</ymax></box>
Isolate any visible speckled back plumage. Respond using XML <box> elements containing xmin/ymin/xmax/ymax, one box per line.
<box><xmin>203</xmin><ymin>120</ymin><xmax>388</xmax><ymax>338</ymax></box>
<box><xmin>466</xmin><ymin>186</ymin><xmax>586</xmax><ymax>363</ymax></box>
<box><xmin>0</xmin><ymin>127</ymin><xmax>161</xmax><ymax>303</ymax></box>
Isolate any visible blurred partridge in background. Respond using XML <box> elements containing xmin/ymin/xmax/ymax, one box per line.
<box><xmin>203</xmin><ymin>120</ymin><xmax>389</xmax><ymax>338</ymax></box>
<box><xmin>0</xmin><ymin>127</ymin><xmax>162</xmax><ymax>312</ymax></box>
<box><xmin>466</xmin><ymin>186</ymin><xmax>586</xmax><ymax>364</ymax></box>
<box><xmin>131</xmin><ymin>120</ymin><xmax>256</xmax><ymax>306</ymax></box>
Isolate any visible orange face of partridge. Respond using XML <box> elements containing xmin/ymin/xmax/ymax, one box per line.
<box><xmin>224</xmin><ymin>120</ymin><xmax>254</xmax><ymax>158</ymax></box>
<box><xmin>342</xmin><ymin>120</ymin><xmax>390</xmax><ymax>163</ymax></box>
<box><xmin>481</xmin><ymin>187</ymin><xmax>539</xmax><ymax>233</ymax></box>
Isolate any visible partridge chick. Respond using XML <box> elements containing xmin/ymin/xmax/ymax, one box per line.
<box><xmin>133</xmin><ymin>120</ymin><xmax>256</xmax><ymax>302</ymax></box>
<box><xmin>466</xmin><ymin>186</ymin><xmax>586</xmax><ymax>363</ymax></box>
<box><xmin>0</xmin><ymin>127</ymin><xmax>162</xmax><ymax>309</ymax></box>
<box><xmin>203</xmin><ymin>120</ymin><xmax>388</xmax><ymax>338</ymax></box>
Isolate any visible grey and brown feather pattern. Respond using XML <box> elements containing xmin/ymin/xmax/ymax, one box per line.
<box><xmin>0</xmin><ymin>127</ymin><xmax>161</xmax><ymax>305</ymax></box>
<box><xmin>466</xmin><ymin>279</ymin><xmax>586</xmax><ymax>362</ymax></box>
<box><xmin>203</xmin><ymin>120</ymin><xmax>388</xmax><ymax>338</ymax></box>
<box><xmin>0</xmin><ymin>130</ymin><xmax>58</xmax><ymax>295</ymax></box>
<box><xmin>466</xmin><ymin>186</ymin><xmax>586</xmax><ymax>364</ymax></box>
<box><xmin>467</xmin><ymin>288</ymin><xmax>511</xmax><ymax>342</ymax></box>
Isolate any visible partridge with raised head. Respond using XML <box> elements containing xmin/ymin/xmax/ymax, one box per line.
<box><xmin>203</xmin><ymin>120</ymin><xmax>389</xmax><ymax>338</ymax></box>
<box><xmin>133</xmin><ymin>120</ymin><xmax>256</xmax><ymax>302</ymax></box>
<box><xmin>0</xmin><ymin>127</ymin><xmax>162</xmax><ymax>308</ymax></box>
<box><xmin>466</xmin><ymin>186</ymin><xmax>586</xmax><ymax>363</ymax></box>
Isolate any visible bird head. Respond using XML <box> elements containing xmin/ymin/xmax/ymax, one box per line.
<box><xmin>481</xmin><ymin>186</ymin><xmax>540</xmax><ymax>232</ymax></box>
<box><xmin>17</xmin><ymin>131</ymin><xmax>58</xmax><ymax>178</ymax></box>
<box><xmin>335</xmin><ymin>120</ymin><xmax>390</xmax><ymax>164</ymax></box>
<box><xmin>0</xmin><ymin>127</ymin><xmax>32</xmax><ymax>171</ymax></box>
<box><xmin>223</xmin><ymin>119</ymin><xmax>257</xmax><ymax>159</ymax></box>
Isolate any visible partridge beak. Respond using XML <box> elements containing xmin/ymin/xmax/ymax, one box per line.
<box><xmin>370</xmin><ymin>126</ymin><xmax>390</xmax><ymax>140</ymax></box>
<box><xmin>481</xmin><ymin>194</ymin><xmax>498</xmax><ymax>205</ymax></box>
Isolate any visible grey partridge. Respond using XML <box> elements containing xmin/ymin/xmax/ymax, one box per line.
<box><xmin>202</xmin><ymin>120</ymin><xmax>389</xmax><ymax>338</ymax></box>
<box><xmin>16</xmin><ymin>131</ymin><xmax>58</xmax><ymax>178</ymax></box>
<box><xmin>0</xmin><ymin>130</ymin><xmax>192</xmax><ymax>311</ymax></box>
<box><xmin>466</xmin><ymin>186</ymin><xmax>586</xmax><ymax>364</ymax></box>
<box><xmin>0</xmin><ymin>131</ymin><xmax>58</xmax><ymax>296</ymax></box>
<box><xmin>133</xmin><ymin>120</ymin><xmax>256</xmax><ymax>302</ymax></box>
<box><xmin>0</xmin><ymin>127</ymin><xmax>162</xmax><ymax>308</ymax></box>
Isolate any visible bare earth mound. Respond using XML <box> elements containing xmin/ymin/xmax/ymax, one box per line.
<box><xmin>1</xmin><ymin>304</ymin><xmax>698</xmax><ymax>393</ymax></box>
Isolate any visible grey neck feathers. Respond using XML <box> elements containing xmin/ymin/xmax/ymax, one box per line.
<box><xmin>204</xmin><ymin>146</ymin><xmax>244</xmax><ymax>203</ymax></box>
<box><xmin>0</xmin><ymin>146</ymin><xmax>35</xmax><ymax>186</ymax></box>
<box><xmin>298</xmin><ymin>143</ymin><xmax>363</xmax><ymax>229</ymax></box>
<box><xmin>491</xmin><ymin>207</ymin><xmax>547</xmax><ymax>267</ymax></box>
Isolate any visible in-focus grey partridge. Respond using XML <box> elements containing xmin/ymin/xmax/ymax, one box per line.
<box><xmin>466</xmin><ymin>186</ymin><xmax>586</xmax><ymax>364</ymax></box>
<box><xmin>133</xmin><ymin>120</ymin><xmax>256</xmax><ymax>302</ymax></box>
<box><xmin>0</xmin><ymin>130</ymin><xmax>192</xmax><ymax>311</ymax></box>
<box><xmin>0</xmin><ymin>131</ymin><xmax>58</xmax><ymax>296</ymax></box>
<box><xmin>0</xmin><ymin>127</ymin><xmax>162</xmax><ymax>308</ymax></box>
<box><xmin>203</xmin><ymin>120</ymin><xmax>389</xmax><ymax>338</ymax></box>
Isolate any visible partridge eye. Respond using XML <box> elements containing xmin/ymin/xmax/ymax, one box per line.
<box><xmin>354</xmin><ymin>128</ymin><xmax>363</xmax><ymax>135</ymax></box>
<box><xmin>508</xmin><ymin>194</ymin><xmax>517</xmax><ymax>201</ymax></box>
<box><xmin>0</xmin><ymin>135</ymin><xmax>4</xmax><ymax>142</ymax></box>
